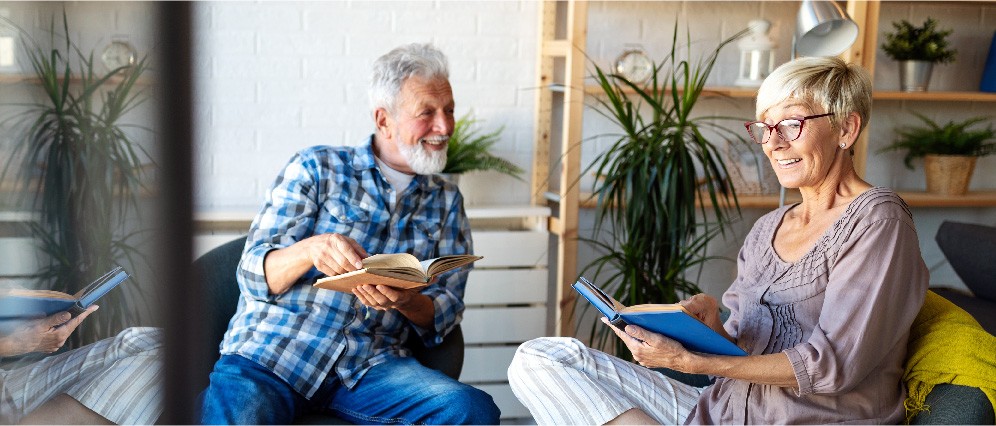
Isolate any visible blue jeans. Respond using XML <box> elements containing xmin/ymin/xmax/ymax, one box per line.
<box><xmin>199</xmin><ymin>354</ymin><xmax>500</xmax><ymax>424</ymax></box>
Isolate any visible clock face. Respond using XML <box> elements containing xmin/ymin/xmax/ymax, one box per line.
<box><xmin>614</xmin><ymin>49</ymin><xmax>654</xmax><ymax>84</ymax></box>
<box><xmin>101</xmin><ymin>40</ymin><xmax>137</xmax><ymax>71</ymax></box>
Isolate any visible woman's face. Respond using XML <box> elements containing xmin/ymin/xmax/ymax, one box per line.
<box><xmin>758</xmin><ymin>100</ymin><xmax>840</xmax><ymax>189</ymax></box>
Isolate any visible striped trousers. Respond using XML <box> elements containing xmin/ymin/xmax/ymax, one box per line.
<box><xmin>508</xmin><ymin>337</ymin><xmax>704</xmax><ymax>425</ymax></box>
<box><xmin>0</xmin><ymin>327</ymin><xmax>163</xmax><ymax>424</ymax></box>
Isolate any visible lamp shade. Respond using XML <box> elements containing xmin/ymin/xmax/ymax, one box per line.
<box><xmin>795</xmin><ymin>0</ymin><xmax>858</xmax><ymax>57</ymax></box>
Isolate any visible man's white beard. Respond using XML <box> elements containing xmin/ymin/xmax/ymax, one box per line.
<box><xmin>399</xmin><ymin>137</ymin><xmax>447</xmax><ymax>175</ymax></box>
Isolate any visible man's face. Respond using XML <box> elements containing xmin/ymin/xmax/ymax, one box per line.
<box><xmin>375</xmin><ymin>76</ymin><xmax>455</xmax><ymax>175</ymax></box>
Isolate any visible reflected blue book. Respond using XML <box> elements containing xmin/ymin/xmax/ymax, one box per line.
<box><xmin>0</xmin><ymin>266</ymin><xmax>130</xmax><ymax>321</ymax></box>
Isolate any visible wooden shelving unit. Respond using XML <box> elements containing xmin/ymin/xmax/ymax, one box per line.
<box><xmin>532</xmin><ymin>0</ymin><xmax>996</xmax><ymax>337</ymax></box>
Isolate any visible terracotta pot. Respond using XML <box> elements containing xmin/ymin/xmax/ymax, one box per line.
<box><xmin>924</xmin><ymin>154</ymin><xmax>976</xmax><ymax>195</ymax></box>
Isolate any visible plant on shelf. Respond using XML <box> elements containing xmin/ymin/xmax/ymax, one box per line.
<box><xmin>578</xmin><ymin>23</ymin><xmax>747</xmax><ymax>358</ymax></box>
<box><xmin>0</xmin><ymin>12</ymin><xmax>154</xmax><ymax>348</ymax></box>
<box><xmin>442</xmin><ymin>113</ymin><xmax>523</xmax><ymax>180</ymax></box>
<box><xmin>880</xmin><ymin>112</ymin><xmax>995</xmax><ymax>195</ymax></box>
<box><xmin>881</xmin><ymin>18</ymin><xmax>957</xmax><ymax>92</ymax></box>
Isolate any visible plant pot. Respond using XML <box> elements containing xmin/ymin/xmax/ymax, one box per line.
<box><xmin>899</xmin><ymin>60</ymin><xmax>934</xmax><ymax>92</ymax></box>
<box><xmin>924</xmin><ymin>154</ymin><xmax>976</xmax><ymax>195</ymax></box>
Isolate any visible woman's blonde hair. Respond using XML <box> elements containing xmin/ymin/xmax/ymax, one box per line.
<box><xmin>756</xmin><ymin>56</ymin><xmax>872</xmax><ymax>136</ymax></box>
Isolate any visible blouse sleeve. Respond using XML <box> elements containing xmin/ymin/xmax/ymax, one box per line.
<box><xmin>783</xmin><ymin>215</ymin><xmax>928</xmax><ymax>396</ymax></box>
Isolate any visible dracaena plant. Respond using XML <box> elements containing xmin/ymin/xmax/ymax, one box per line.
<box><xmin>577</xmin><ymin>23</ymin><xmax>748</xmax><ymax>359</ymax></box>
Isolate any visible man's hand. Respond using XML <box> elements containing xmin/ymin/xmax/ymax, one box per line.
<box><xmin>263</xmin><ymin>233</ymin><xmax>370</xmax><ymax>294</ymax></box>
<box><xmin>352</xmin><ymin>284</ymin><xmax>435</xmax><ymax>328</ymax></box>
<box><xmin>306</xmin><ymin>233</ymin><xmax>370</xmax><ymax>276</ymax></box>
<box><xmin>602</xmin><ymin>317</ymin><xmax>698</xmax><ymax>372</ymax></box>
<box><xmin>0</xmin><ymin>306</ymin><xmax>98</xmax><ymax>356</ymax></box>
<box><xmin>352</xmin><ymin>284</ymin><xmax>418</xmax><ymax>311</ymax></box>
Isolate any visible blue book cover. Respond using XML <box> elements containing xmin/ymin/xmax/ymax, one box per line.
<box><xmin>573</xmin><ymin>277</ymin><xmax>747</xmax><ymax>357</ymax></box>
<box><xmin>0</xmin><ymin>267</ymin><xmax>130</xmax><ymax>320</ymax></box>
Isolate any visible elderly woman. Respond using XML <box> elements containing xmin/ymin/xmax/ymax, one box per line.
<box><xmin>508</xmin><ymin>56</ymin><xmax>929</xmax><ymax>424</ymax></box>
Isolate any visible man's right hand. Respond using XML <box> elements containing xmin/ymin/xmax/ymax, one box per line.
<box><xmin>263</xmin><ymin>233</ymin><xmax>370</xmax><ymax>294</ymax></box>
<box><xmin>305</xmin><ymin>233</ymin><xmax>369</xmax><ymax>276</ymax></box>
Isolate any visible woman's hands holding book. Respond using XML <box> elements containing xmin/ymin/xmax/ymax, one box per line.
<box><xmin>0</xmin><ymin>306</ymin><xmax>97</xmax><ymax>356</ymax></box>
<box><xmin>602</xmin><ymin>317</ymin><xmax>700</xmax><ymax>373</ymax></box>
<box><xmin>679</xmin><ymin>294</ymin><xmax>733</xmax><ymax>342</ymax></box>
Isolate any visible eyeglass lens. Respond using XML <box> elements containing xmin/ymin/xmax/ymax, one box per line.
<box><xmin>747</xmin><ymin>119</ymin><xmax>803</xmax><ymax>144</ymax></box>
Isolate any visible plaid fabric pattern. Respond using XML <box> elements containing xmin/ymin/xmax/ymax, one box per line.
<box><xmin>220</xmin><ymin>137</ymin><xmax>473</xmax><ymax>398</ymax></box>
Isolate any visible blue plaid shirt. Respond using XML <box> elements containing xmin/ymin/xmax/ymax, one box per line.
<box><xmin>220</xmin><ymin>137</ymin><xmax>472</xmax><ymax>399</ymax></box>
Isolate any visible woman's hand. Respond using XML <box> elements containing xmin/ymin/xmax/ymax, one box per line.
<box><xmin>0</xmin><ymin>306</ymin><xmax>98</xmax><ymax>356</ymax></box>
<box><xmin>602</xmin><ymin>317</ymin><xmax>698</xmax><ymax>372</ymax></box>
<box><xmin>679</xmin><ymin>294</ymin><xmax>721</xmax><ymax>329</ymax></box>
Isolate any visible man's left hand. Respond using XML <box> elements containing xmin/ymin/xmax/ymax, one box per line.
<box><xmin>352</xmin><ymin>284</ymin><xmax>418</xmax><ymax>311</ymax></box>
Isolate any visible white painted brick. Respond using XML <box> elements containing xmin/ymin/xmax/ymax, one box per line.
<box><xmin>391</xmin><ymin>8</ymin><xmax>477</xmax><ymax>37</ymax></box>
<box><xmin>213</xmin><ymin>54</ymin><xmax>303</xmax><ymax>80</ymax></box>
<box><xmin>211</xmin><ymin>3</ymin><xmax>302</xmax><ymax>32</ymax></box>
<box><xmin>303</xmin><ymin>56</ymin><xmax>363</xmax><ymax>82</ymax></box>
<box><xmin>477</xmin><ymin>59</ymin><xmax>530</xmax><ymax>85</ymax></box>
<box><xmin>202</xmin><ymin>31</ymin><xmax>256</xmax><ymax>56</ymax></box>
<box><xmin>258</xmin><ymin>79</ymin><xmax>343</xmax><ymax>105</ymax></box>
<box><xmin>213</xmin><ymin>103</ymin><xmax>301</xmax><ymax>129</ymax></box>
<box><xmin>258</xmin><ymin>31</ymin><xmax>343</xmax><ymax>57</ymax></box>
<box><xmin>436</xmin><ymin>36</ymin><xmax>519</xmax><ymax>60</ymax></box>
<box><xmin>305</xmin><ymin>6</ymin><xmax>392</xmax><ymax>34</ymax></box>
<box><xmin>300</xmin><ymin>104</ymin><xmax>369</xmax><ymax>131</ymax></box>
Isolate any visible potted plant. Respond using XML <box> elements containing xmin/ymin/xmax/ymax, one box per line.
<box><xmin>881</xmin><ymin>18</ymin><xmax>957</xmax><ymax>92</ymax></box>
<box><xmin>0</xmin><ymin>13</ymin><xmax>154</xmax><ymax>348</ymax></box>
<box><xmin>442</xmin><ymin>113</ymin><xmax>523</xmax><ymax>184</ymax></box>
<box><xmin>578</xmin><ymin>23</ymin><xmax>746</xmax><ymax>358</ymax></box>
<box><xmin>880</xmin><ymin>113</ymin><xmax>995</xmax><ymax>195</ymax></box>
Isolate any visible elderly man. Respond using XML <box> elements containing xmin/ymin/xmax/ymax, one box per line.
<box><xmin>198</xmin><ymin>43</ymin><xmax>500</xmax><ymax>424</ymax></box>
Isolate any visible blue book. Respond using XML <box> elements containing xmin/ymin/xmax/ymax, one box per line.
<box><xmin>573</xmin><ymin>276</ymin><xmax>747</xmax><ymax>357</ymax></box>
<box><xmin>0</xmin><ymin>266</ymin><xmax>130</xmax><ymax>320</ymax></box>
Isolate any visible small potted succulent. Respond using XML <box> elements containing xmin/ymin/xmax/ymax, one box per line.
<box><xmin>442</xmin><ymin>114</ymin><xmax>523</xmax><ymax>184</ymax></box>
<box><xmin>881</xmin><ymin>18</ymin><xmax>957</xmax><ymax>92</ymax></box>
<box><xmin>880</xmin><ymin>113</ymin><xmax>995</xmax><ymax>195</ymax></box>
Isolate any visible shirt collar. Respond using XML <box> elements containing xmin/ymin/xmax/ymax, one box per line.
<box><xmin>357</xmin><ymin>134</ymin><xmax>442</xmax><ymax>193</ymax></box>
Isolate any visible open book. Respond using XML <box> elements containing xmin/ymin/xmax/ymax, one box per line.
<box><xmin>0</xmin><ymin>266</ymin><xmax>130</xmax><ymax>320</ymax></box>
<box><xmin>573</xmin><ymin>276</ymin><xmax>746</xmax><ymax>356</ymax></box>
<box><xmin>314</xmin><ymin>253</ymin><xmax>482</xmax><ymax>293</ymax></box>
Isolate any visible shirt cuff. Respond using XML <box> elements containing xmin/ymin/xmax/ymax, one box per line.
<box><xmin>783</xmin><ymin>347</ymin><xmax>815</xmax><ymax>396</ymax></box>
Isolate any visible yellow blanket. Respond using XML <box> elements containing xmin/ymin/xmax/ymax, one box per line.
<box><xmin>903</xmin><ymin>290</ymin><xmax>996</xmax><ymax>423</ymax></box>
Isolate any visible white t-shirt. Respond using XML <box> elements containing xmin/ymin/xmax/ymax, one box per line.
<box><xmin>374</xmin><ymin>156</ymin><xmax>414</xmax><ymax>207</ymax></box>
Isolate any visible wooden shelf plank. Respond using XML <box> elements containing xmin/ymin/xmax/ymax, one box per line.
<box><xmin>583</xmin><ymin>85</ymin><xmax>996</xmax><ymax>103</ymax></box>
<box><xmin>566</xmin><ymin>190</ymin><xmax>996</xmax><ymax>209</ymax></box>
<box><xmin>584</xmin><ymin>84</ymin><xmax>757</xmax><ymax>99</ymax></box>
<box><xmin>872</xmin><ymin>91</ymin><xmax>996</xmax><ymax>102</ymax></box>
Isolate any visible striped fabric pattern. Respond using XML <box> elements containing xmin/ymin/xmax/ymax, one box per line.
<box><xmin>0</xmin><ymin>327</ymin><xmax>163</xmax><ymax>424</ymax></box>
<box><xmin>508</xmin><ymin>337</ymin><xmax>703</xmax><ymax>425</ymax></box>
<box><xmin>221</xmin><ymin>138</ymin><xmax>473</xmax><ymax>398</ymax></box>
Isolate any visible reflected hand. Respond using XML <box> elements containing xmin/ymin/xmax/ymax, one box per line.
<box><xmin>0</xmin><ymin>306</ymin><xmax>98</xmax><ymax>356</ymax></box>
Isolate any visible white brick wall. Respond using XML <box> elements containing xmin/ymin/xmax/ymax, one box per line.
<box><xmin>193</xmin><ymin>1</ymin><xmax>540</xmax><ymax>209</ymax></box>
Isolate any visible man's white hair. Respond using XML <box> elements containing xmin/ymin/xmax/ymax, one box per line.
<box><xmin>368</xmin><ymin>43</ymin><xmax>449</xmax><ymax>114</ymax></box>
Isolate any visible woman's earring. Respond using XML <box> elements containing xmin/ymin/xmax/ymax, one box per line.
<box><xmin>840</xmin><ymin>143</ymin><xmax>846</xmax><ymax>149</ymax></box>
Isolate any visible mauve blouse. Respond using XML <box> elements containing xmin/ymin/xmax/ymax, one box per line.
<box><xmin>686</xmin><ymin>187</ymin><xmax>929</xmax><ymax>424</ymax></box>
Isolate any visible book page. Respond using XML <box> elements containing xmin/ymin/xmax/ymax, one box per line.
<box><xmin>621</xmin><ymin>304</ymin><xmax>687</xmax><ymax>314</ymax></box>
<box><xmin>422</xmin><ymin>255</ymin><xmax>482</xmax><ymax>276</ymax></box>
<box><xmin>362</xmin><ymin>254</ymin><xmax>425</xmax><ymax>274</ymax></box>
<box><xmin>3</xmin><ymin>289</ymin><xmax>75</xmax><ymax>300</ymax></box>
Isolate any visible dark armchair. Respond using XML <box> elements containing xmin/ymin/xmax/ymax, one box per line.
<box><xmin>192</xmin><ymin>236</ymin><xmax>464</xmax><ymax>423</ymax></box>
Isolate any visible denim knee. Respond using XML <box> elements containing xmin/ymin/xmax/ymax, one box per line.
<box><xmin>431</xmin><ymin>384</ymin><xmax>501</xmax><ymax>425</ymax></box>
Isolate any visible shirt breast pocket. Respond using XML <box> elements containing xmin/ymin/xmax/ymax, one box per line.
<box><xmin>321</xmin><ymin>203</ymin><xmax>372</xmax><ymax>238</ymax></box>
<box><xmin>415</xmin><ymin>220</ymin><xmax>442</xmax><ymax>244</ymax></box>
